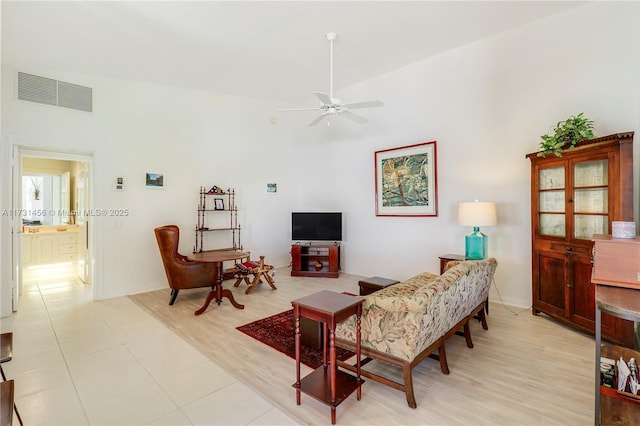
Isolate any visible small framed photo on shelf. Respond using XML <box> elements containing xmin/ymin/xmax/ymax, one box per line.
<box><xmin>214</xmin><ymin>198</ymin><xmax>225</xmax><ymax>210</ymax></box>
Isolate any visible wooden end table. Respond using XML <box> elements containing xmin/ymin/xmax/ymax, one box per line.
<box><xmin>438</xmin><ymin>254</ymin><xmax>466</xmax><ymax>274</ymax></box>
<box><xmin>291</xmin><ymin>290</ymin><xmax>364</xmax><ymax>425</ymax></box>
<box><xmin>358</xmin><ymin>276</ymin><xmax>400</xmax><ymax>296</ymax></box>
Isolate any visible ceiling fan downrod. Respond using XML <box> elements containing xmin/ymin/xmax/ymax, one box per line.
<box><xmin>327</xmin><ymin>32</ymin><xmax>337</xmax><ymax>102</ymax></box>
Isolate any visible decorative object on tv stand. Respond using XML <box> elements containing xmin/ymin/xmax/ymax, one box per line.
<box><xmin>458</xmin><ymin>201</ymin><xmax>497</xmax><ymax>260</ymax></box>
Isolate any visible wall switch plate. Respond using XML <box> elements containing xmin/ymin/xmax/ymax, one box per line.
<box><xmin>636</xmin><ymin>272</ymin><xmax>640</xmax><ymax>282</ymax></box>
<box><xmin>115</xmin><ymin>177</ymin><xmax>125</xmax><ymax>191</ymax></box>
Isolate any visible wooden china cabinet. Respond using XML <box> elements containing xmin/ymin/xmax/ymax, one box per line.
<box><xmin>527</xmin><ymin>132</ymin><xmax>635</xmax><ymax>347</ymax></box>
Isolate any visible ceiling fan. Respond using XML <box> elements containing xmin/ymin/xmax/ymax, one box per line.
<box><xmin>278</xmin><ymin>32</ymin><xmax>384</xmax><ymax>126</ymax></box>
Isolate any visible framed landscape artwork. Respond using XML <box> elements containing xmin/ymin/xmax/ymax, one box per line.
<box><xmin>374</xmin><ymin>141</ymin><xmax>438</xmax><ymax>216</ymax></box>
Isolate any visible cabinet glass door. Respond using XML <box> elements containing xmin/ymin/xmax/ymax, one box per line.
<box><xmin>538</xmin><ymin>165</ymin><xmax>566</xmax><ymax>237</ymax></box>
<box><xmin>573</xmin><ymin>159</ymin><xmax>608</xmax><ymax>239</ymax></box>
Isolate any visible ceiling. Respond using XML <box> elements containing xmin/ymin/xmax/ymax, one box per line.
<box><xmin>2</xmin><ymin>1</ymin><xmax>585</xmax><ymax>104</ymax></box>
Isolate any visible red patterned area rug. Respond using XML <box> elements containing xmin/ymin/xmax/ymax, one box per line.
<box><xmin>236</xmin><ymin>309</ymin><xmax>354</xmax><ymax>369</ymax></box>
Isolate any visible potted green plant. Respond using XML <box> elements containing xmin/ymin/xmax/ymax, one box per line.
<box><xmin>30</xmin><ymin>178</ymin><xmax>41</xmax><ymax>200</ymax></box>
<box><xmin>538</xmin><ymin>113</ymin><xmax>595</xmax><ymax>157</ymax></box>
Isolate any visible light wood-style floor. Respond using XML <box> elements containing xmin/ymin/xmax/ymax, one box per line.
<box><xmin>130</xmin><ymin>268</ymin><xmax>595</xmax><ymax>425</ymax></box>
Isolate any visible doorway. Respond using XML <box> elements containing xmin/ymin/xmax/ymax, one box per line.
<box><xmin>15</xmin><ymin>148</ymin><xmax>93</xmax><ymax>308</ymax></box>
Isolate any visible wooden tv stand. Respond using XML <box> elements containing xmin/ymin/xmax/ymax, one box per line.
<box><xmin>291</xmin><ymin>243</ymin><xmax>340</xmax><ymax>278</ymax></box>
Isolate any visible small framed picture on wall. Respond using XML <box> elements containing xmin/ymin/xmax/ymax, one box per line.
<box><xmin>145</xmin><ymin>172</ymin><xmax>164</xmax><ymax>189</ymax></box>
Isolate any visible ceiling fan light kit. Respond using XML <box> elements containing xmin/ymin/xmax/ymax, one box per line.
<box><xmin>278</xmin><ymin>32</ymin><xmax>383</xmax><ymax>126</ymax></box>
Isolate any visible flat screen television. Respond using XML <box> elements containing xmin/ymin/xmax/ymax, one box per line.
<box><xmin>292</xmin><ymin>212</ymin><xmax>342</xmax><ymax>242</ymax></box>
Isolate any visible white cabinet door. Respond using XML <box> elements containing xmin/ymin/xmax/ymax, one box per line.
<box><xmin>22</xmin><ymin>235</ymin><xmax>33</xmax><ymax>265</ymax></box>
<box><xmin>23</xmin><ymin>234</ymin><xmax>58</xmax><ymax>264</ymax></box>
<box><xmin>36</xmin><ymin>235</ymin><xmax>57</xmax><ymax>263</ymax></box>
<box><xmin>22</xmin><ymin>231</ymin><xmax>81</xmax><ymax>265</ymax></box>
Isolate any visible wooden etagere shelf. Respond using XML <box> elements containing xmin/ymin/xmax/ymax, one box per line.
<box><xmin>194</xmin><ymin>186</ymin><xmax>241</xmax><ymax>253</ymax></box>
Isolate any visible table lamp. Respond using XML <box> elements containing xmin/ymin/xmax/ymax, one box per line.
<box><xmin>458</xmin><ymin>201</ymin><xmax>497</xmax><ymax>260</ymax></box>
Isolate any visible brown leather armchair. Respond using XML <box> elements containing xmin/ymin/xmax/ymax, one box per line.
<box><xmin>154</xmin><ymin>225</ymin><xmax>217</xmax><ymax>305</ymax></box>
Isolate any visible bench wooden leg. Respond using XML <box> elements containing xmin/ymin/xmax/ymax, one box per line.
<box><xmin>463</xmin><ymin>321</ymin><xmax>474</xmax><ymax>348</ymax></box>
<box><xmin>438</xmin><ymin>344</ymin><xmax>450</xmax><ymax>375</ymax></box>
<box><xmin>480</xmin><ymin>309</ymin><xmax>488</xmax><ymax>330</ymax></box>
<box><xmin>402</xmin><ymin>362</ymin><xmax>417</xmax><ymax>409</ymax></box>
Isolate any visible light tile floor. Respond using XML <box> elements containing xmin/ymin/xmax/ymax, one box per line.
<box><xmin>1</xmin><ymin>266</ymin><xmax>300</xmax><ymax>425</ymax></box>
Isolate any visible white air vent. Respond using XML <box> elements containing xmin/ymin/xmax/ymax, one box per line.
<box><xmin>18</xmin><ymin>72</ymin><xmax>92</xmax><ymax>112</ymax></box>
<box><xmin>58</xmin><ymin>81</ymin><xmax>92</xmax><ymax>112</ymax></box>
<box><xmin>17</xmin><ymin>72</ymin><xmax>57</xmax><ymax>106</ymax></box>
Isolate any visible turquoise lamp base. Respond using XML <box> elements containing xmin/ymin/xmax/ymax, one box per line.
<box><xmin>465</xmin><ymin>227</ymin><xmax>488</xmax><ymax>260</ymax></box>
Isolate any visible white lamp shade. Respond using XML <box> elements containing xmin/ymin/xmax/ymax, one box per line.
<box><xmin>458</xmin><ymin>202</ymin><xmax>497</xmax><ymax>227</ymax></box>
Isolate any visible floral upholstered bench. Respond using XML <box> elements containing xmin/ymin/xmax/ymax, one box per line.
<box><xmin>335</xmin><ymin>258</ymin><xmax>497</xmax><ymax>408</ymax></box>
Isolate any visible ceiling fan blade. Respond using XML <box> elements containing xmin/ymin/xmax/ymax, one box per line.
<box><xmin>313</xmin><ymin>92</ymin><xmax>332</xmax><ymax>105</ymax></box>
<box><xmin>339</xmin><ymin>110</ymin><xmax>368</xmax><ymax>124</ymax></box>
<box><xmin>278</xmin><ymin>107</ymin><xmax>322</xmax><ymax>112</ymax></box>
<box><xmin>308</xmin><ymin>114</ymin><xmax>329</xmax><ymax>127</ymax></box>
<box><xmin>342</xmin><ymin>100</ymin><xmax>384</xmax><ymax>109</ymax></box>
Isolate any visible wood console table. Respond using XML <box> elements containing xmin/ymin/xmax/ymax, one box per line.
<box><xmin>187</xmin><ymin>250</ymin><xmax>249</xmax><ymax>315</ymax></box>
<box><xmin>291</xmin><ymin>290</ymin><xmax>364</xmax><ymax>424</ymax></box>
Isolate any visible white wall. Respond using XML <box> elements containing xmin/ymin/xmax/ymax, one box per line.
<box><xmin>292</xmin><ymin>2</ymin><xmax>640</xmax><ymax>307</ymax></box>
<box><xmin>2</xmin><ymin>2</ymin><xmax>639</xmax><ymax>315</ymax></box>
<box><xmin>1</xmin><ymin>68</ymin><xmax>301</xmax><ymax>307</ymax></box>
